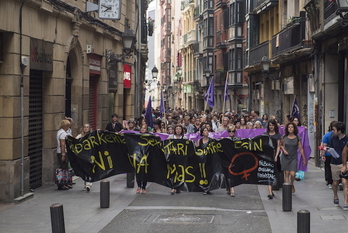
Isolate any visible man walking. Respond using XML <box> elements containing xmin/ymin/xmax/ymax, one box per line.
<box><xmin>330</xmin><ymin>121</ymin><xmax>348</xmax><ymax>209</ymax></box>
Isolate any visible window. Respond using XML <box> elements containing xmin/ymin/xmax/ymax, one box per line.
<box><xmin>230</xmin><ymin>3</ymin><xmax>235</xmax><ymax>26</ymax></box>
<box><xmin>236</xmin><ymin>48</ymin><xmax>242</xmax><ymax>69</ymax></box>
<box><xmin>208</xmin><ymin>17</ymin><xmax>214</xmax><ymax>35</ymax></box>
<box><xmin>236</xmin><ymin>1</ymin><xmax>244</xmax><ymax>23</ymax></box>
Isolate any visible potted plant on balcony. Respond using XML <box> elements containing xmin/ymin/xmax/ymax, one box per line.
<box><xmin>148</xmin><ymin>17</ymin><xmax>154</xmax><ymax>36</ymax></box>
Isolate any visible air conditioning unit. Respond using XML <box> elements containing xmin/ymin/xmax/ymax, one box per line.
<box><xmin>87</xmin><ymin>45</ymin><xmax>93</xmax><ymax>54</ymax></box>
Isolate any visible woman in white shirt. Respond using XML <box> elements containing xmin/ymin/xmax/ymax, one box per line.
<box><xmin>56</xmin><ymin>119</ymin><xmax>71</xmax><ymax>190</ymax></box>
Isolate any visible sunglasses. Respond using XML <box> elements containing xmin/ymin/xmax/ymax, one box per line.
<box><xmin>228</xmin><ymin>130</ymin><xmax>236</xmax><ymax>133</ymax></box>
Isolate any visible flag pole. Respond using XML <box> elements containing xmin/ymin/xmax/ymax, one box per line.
<box><xmin>204</xmin><ymin>93</ymin><xmax>209</xmax><ymax>112</ymax></box>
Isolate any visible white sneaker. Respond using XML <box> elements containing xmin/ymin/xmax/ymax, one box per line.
<box><xmin>328</xmin><ymin>184</ymin><xmax>332</xmax><ymax>189</ymax></box>
<box><xmin>86</xmin><ymin>186</ymin><xmax>90</xmax><ymax>192</ymax></box>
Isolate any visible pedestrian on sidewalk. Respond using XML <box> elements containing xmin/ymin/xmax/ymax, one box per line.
<box><xmin>76</xmin><ymin>123</ymin><xmax>93</xmax><ymax>191</ymax></box>
<box><xmin>320</xmin><ymin>121</ymin><xmax>336</xmax><ymax>189</ymax></box>
<box><xmin>280</xmin><ymin>122</ymin><xmax>306</xmax><ymax>193</ymax></box>
<box><xmin>329</xmin><ymin>121</ymin><xmax>348</xmax><ymax>209</ymax></box>
<box><xmin>56</xmin><ymin>119</ymin><xmax>72</xmax><ymax>190</ymax></box>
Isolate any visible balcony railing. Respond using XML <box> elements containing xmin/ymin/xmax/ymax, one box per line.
<box><xmin>254</xmin><ymin>0</ymin><xmax>278</xmax><ymax>14</ymax></box>
<box><xmin>324</xmin><ymin>0</ymin><xmax>338</xmax><ymax>24</ymax></box>
<box><xmin>272</xmin><ymin>16</ymin><xmax>306</xmax><ymax>58</ymax></box>
<box><xmin>215</xmin><ymin>31</ymin><xmax>227</xmax><ymax>49</ymax></box>
<box><xmin>180</xmin><ymin>29</ymin><xmax>196</xmax><ymax>49</ymax></box>
<box><xmin>248</xmin><ymin>41</ymin><xmax>269</xmax><ymax>66</ymax></box>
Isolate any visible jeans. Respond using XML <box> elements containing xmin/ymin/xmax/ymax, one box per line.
<box><xmin>136</xmin><ymin>180</ymin><xmax>147</xmax><ymax>189</ymax></box>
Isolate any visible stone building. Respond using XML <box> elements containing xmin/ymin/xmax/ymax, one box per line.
<box><xmin>0</xmin><ymin>0</ymin><xmax>147</xmax><ymax>201</ymax></box>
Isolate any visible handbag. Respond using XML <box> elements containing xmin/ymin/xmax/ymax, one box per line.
<box><xmin>55</xmin><ymin>168</ymin><xmax>73</xmax><ymax>185</ymax></box>
<box><xmin>55</xmin><ymin>168</ymin><xmax>67</xmax><ymax>185</ymax></box>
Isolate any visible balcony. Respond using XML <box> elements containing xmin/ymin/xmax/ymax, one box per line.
<box><xmin>247</xmin><ymin>40</ymin><xmax>269</xmax><ymax>67</ymax></box>
<box><xmin>215</xmin><ymin>31</ymin><xmax>227</xmax><ymax>49</ymax></box>
<box><xmin>216</xmin><ymin>0</ymin><xmax>227</xmax><ymax>9</ymax></box>
<box><xmin>254</xmin><ymin>0</ymin><xmax>278</xmax><ymax>14</ymax></box>
<box><xmin>194</xmin><ymin>6</ymin><xmax>203</xmax><ymax>21</ymax></box>
<box><xmin>272</xmin><ymin>14</ymin><xmax>309</xmax><ymax>59</ymax></box>
<box><xmin>181</xmin><ymin>0</ymin><xmax>195</xmax><ymax>11</ymax></box>
<box><xmin>180</xmin><ymin>29</ymin><xmax>196</xmax><ymax>49</ymax></box>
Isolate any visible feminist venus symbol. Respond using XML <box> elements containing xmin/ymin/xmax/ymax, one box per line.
<box><xmin>228</xmin><ymin>152</ymin><xmax>258</xmax><ymax>181</ymax></box>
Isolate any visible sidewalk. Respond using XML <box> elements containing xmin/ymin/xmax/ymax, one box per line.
<box><xmin>0</xmin><ymin>159</ymin><xmax>347</xmax><ymax>233</ymax></box>
<box><xmin>259</xmin><ymin>159</ymin><xmax>348</xmax><ymax>233</ymax></box>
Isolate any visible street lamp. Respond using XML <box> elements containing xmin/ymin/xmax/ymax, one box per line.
<box><xmin>261</xmin><ymin>56</ymin><xmax>270</xmax><ymax>73</ymax></box>
<box><xmin>336</xmin><ymin>0</ymin><xmax>348</xmax><ymax>25</ymax></box>
<box><xmin>205</xmin><ymin>68</ymin><xmax>211</xmax><ymax>78</ymax></box>
<box><xmin>106</xmin><ymin>28</ymin><xmax>136</xmax><ymax>62</ymax></box>
<box><xmin>205</xmin><ymin>68</ymin><xmax>212</xmax><ymax>86</ymax></box>
<box><xmin>152</xmin><ymin>66</ymin><xmax>158</xmax><ymax>79</ymax></box>
<box><xmin>122</xmin><ymin>28</ymin><xmax>136</xmax><ymax>56</ymax></box>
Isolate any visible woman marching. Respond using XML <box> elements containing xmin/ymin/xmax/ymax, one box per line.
<box><xmin>280</xmin><ymin>122</ymin><xmax>307</xmax><ymax>193</ymax></box>
<box><xmin>76</xmin><ymin>123</ymin><xmax>93</xmax><ymax>191</ymax></box>
<box><xmin>263</xmin><ymin>119</ymin><xmax>282</xmax><ymax>199</ymax></box>
<box><xmin>167</xmin><ymin>124</ymin><xmax>187</xmax><ymax>194</ymax></box>
<box><xmin>226</xmin><ymin>125</ymin><xmax>239</xmax><ymax>197</ymax></box>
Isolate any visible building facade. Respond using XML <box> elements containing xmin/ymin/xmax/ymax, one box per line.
<box><xmin>0</xmin><ymin>0</ymin><xmax>146</xmax><ymax>201</ymax></box>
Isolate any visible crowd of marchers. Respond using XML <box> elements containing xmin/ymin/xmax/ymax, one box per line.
<box><xmin>54</xmin><ymin>107</ymin><xmax>348</xmax><ymax>211</ymax></box>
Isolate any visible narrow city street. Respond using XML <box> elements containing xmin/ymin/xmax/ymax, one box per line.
<box><xmin>1</xmin><ymin>159</ymin><xmax>347</xmax><ymax>233</ymax></box>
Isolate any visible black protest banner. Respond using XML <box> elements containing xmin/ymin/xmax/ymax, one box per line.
<box><xmin>123</xmin><ymin>133</ymin><xmax>168</xmax><ymax>186</ymax></box>
<box><xmin>218</xmin><ymin>135</ymin><xmax>277</xmax><ymax>187</ymax></box>
<box><xmin>66</xmin><ymin>131</ymin><xmax>133</xmax><ymax>182</ymax></box>
<box><xmin>163</xmin><ymin>139</ymin><xmax>202</xmax><ymax>192</ymax></box>
<box><xmin>66</xmin><ymin>131</ymin><xmax>276</xmax><ymax>191</ymax></box>
<box><xmin>195</xmin><ymin>139</ymin><xmax>226</xmax><ymax>192</ymax></box>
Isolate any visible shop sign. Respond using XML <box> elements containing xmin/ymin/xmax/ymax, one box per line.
<box><xmin>30</xmin><ymin>38</ymin><xmax>53</xmax><ymax>71</ymax></box>
<box><xmin>89</xmin><ymin>54</ymin><xmax>101</xmax><ymax>75</ymax></box>
<box><xmin>123</xmin><ymin>64</ymin><xmax>131</xmax><ymax>88</ymax></box>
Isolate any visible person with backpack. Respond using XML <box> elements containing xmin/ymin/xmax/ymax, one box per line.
<box><xmin>280</xmin><ymin>122</ymin><xmax>307</xmax><ymax>193</ymax></box>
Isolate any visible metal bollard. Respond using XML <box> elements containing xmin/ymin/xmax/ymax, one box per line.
<box><xmin>126</xmin><ymin>173</ymin><xmax>134</xmax><ymax>188</ymax></box>
<box><xmin>100</xmin><ymin>180</ymin><xmax>110</xmax><ymax>208</ymax></box>
<box><xmin>297</xmin><ymin>209</ymin><xmax>310</xmax><ymax>233</ymax></box>
<box><xmin>50</xmin><ymin>203</ymin><xmax>65</xmax><ymax>233</ymax></box>
<box><xmin>282</xmin><ymin>183</ymin><xmax>292</xmax><ymax>211</ymax></box>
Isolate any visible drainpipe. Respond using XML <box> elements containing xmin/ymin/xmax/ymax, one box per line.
<box><xmin>19</xmin><ymin>0</ymin><xmax>26</xmax><ymax>197</ymax></box>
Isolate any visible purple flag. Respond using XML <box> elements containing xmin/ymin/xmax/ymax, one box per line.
<box><xmin>159</xmin><ymin>91</ymin><xmax>165</xmax><ymax>118</ymax></box>
<box><xmin>204</xmin><ymin>77</ymin><xmax>214</xmax><ymax>108</ymax></box>
<box><xmin>224</xmin><ymin>76</ymin><xmax>229</xmax><ymax>102</ymax></box>
<box><xmin>291</xmin><ymin>96</ymin><xmax>300</xmax><ymax>121</ymax></box>
<box><xmin>144</xmin><ymin>96</ymin><xmax>153</xmax><ymax>128</ymax></box>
